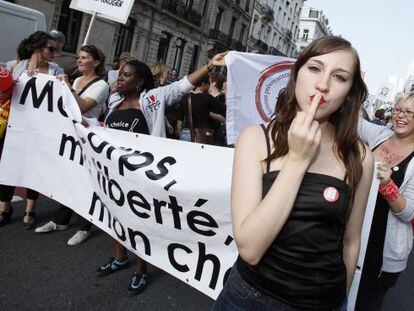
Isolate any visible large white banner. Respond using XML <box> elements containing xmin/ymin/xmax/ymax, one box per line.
<box><xmin>225</xmin><ymin>51</ymin><xmax>295</xmax><ymax>145</ymax></box>
<box><xmin>0</xmin><ymin>73</ymin><xmax>237</xmax><ymax>299</ymax></box>
<box><xmin>70</xmin><ymin>0</ymin><xmax>134</xmax><ymax>24</ymax></box>
<box><xmin>1</xmin><ymin>73</ymin><xmax>379</xmax><ymax>308</ymax></box>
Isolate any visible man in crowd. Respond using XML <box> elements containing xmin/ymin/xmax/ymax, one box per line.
<box><xmin>371</xmin><ymin>108</ymin><xmax>385</xmax><ymax>125</ymax></box>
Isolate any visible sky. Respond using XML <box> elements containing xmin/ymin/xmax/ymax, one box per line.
<box><xmin>305</xmin><ymin>0</ymin><xmax>414</xmax><ymax>94</ymax></box>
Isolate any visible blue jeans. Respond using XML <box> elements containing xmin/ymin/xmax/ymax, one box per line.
<box><xmin>180</xmin><ymin>128</ymin><xmax>191</xmax><ymax>142</ymax></box>
<box><xmin>212</xmin><ymin>265</ymin><xmax>347</xmax><ymax>311</ymax></box>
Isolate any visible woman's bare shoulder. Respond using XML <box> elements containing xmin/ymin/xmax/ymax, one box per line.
<box><xmin>236</xmin><ymin>124</ymin><xmax>269</xmax><ymax>160</ymax></box>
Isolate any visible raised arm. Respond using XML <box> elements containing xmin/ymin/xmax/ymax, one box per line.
<box><xmin>377</xmin><ymin>162</ymin><xmax>414</xmax><ymax>222</ymax></box>
<box><xmin>187</xmin><ymin>52</ymin><xmax>227</xmax><ymax>86</ymax></box>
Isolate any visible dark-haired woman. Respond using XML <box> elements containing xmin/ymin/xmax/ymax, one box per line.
<box><xmin>0</xmin><ymin>31</ymin><xmax>64</xmax><ymax>228</ymax></box>
<box><xmin>35</xmin><ymin>45</ymin><xmax>109</xmax><ymax>246</ymax></box>
<box><xmin>212</xmin><ymin>36</ymin><xmax>374</xmax><ymax>310</ymax></box>
<box><xmin>96</xmin><ymin>53</ymin><xmax>226</xmax><ymax>296</ymax></box>
<box><xmin>6</xmin><ymin>30</ymin><xmax>63</xmax><ymax>79</ymax></box>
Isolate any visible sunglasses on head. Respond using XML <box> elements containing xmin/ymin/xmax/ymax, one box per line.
<box><xmin>45</xmin><ymin>46</ymin><xmax>58</xmax><ymax>52</ymax></box>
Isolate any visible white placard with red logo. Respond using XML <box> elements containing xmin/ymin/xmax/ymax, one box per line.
<box><xmin>224</xmin><ymin>52</ymin><xmax>295</xmax><ymax>145</ymax></box>
<box><xmin>70</xmin><ymin>0</ymin><xmax>134</xmax><ymax>24</ymax></box>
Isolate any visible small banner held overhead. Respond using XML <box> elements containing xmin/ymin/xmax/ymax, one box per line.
<box><xmin>70</xmin><ymin>0</ymin><xmax>134</xmax><ymax>24</ymax></box>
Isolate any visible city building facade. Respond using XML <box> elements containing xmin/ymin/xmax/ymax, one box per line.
<box><xmin>296</xmin><ymin>6</ymin><xmax>332</xmax><ymax>55</ymax></box>
<box><xmin>7</xmin><ymin>0</ymin><xmax>253</xmax><ymax>76</ymax></box>
<box><xmin>247</xmin><ymin>0</ymin><xmax>306</xmax><ymax>58</ymax></box>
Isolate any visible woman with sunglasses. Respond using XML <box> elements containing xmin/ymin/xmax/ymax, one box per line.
<box><xmin>6</xmin><ymin>31</ymin><xmax>63</xmax><ymax>79</ymax></box>
<box><xmin>356</xmin><ymin>92</ymin><xmax>414</xmax><ymax>310</ymax></box>
<box><xmin>0</xmin><ymin>31</ymin><xmax>64</xmax><ymax>229</ymax></box>
<box><xmin>35</xmin><ymin>45</ymin><xmax>110</xmax><ymax>246</ymax></box>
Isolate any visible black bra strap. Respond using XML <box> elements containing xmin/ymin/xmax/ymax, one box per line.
<box><xmin>77</xmin><ymin>77</ymin><xmax>102</xmax><ymax>96</ymax></box>
<box><xmin>260</xmin><ymin>124</ymin><xmax>271</xmax><ymax>173</ymax></box>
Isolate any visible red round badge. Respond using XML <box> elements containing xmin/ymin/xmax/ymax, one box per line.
<box><xmin>323</xmin><ymin>187</ymin><xmax>339</xmax><ymax>203</ymax></box>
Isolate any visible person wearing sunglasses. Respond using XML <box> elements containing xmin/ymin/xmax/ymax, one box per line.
<box><xmin>0</xmin><ymin>31</ymin><xmax>64</xmax><ymax>229</ymax></box>
<box><xmin>356</xmin><ymin>92</ymin><xmax>414</xmax><ymax>310</ymax></box>
<box><xmin>6</xmin><ymin>31</ymin><xmax>64</xmax><ymax>79</ymax></box>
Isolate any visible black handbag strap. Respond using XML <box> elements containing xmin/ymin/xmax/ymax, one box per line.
<box><xmin>77</xmin><ymin>77</ymin><xmax>102</xmax><ymax>96</ymax></box>
<box><xmin>187</xmin><ymin>94</ymin><xmax>195</xmax><ymax>140</ymax></box>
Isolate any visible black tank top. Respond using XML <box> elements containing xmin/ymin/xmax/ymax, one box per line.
<box><xmin>105</xmin><ymin>108</ymin><xmax>149</xmax><ymax>134</ymax></box>
<box><xmin>236</xmin><ymin>124</ymin><xmax>352</xmax><ymax>310</ymax></box>
<box><xmin>362</xmin><ymin>144</ymin><xmax>414</xmax><ymax>282</ymax></box>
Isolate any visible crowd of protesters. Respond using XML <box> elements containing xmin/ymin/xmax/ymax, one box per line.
<box><xmin>0</xmin><ymin>29</ymin><xmax>228</xmax><ymax>297</ymax></box>
<box><xmin>0</xmin><ymin>30</ymin><xmax>413</xmax><ymax>311</ymax></box>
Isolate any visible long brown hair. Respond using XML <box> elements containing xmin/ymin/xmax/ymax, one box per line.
<box><xmin>267</xmin><ymin>36</ymin><xmax>368</xmax><ymax>192</ymax></box>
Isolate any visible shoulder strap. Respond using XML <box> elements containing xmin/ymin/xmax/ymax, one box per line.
<box><xmin>77</xmin><ymin>77</ymin><xmax>102</xmax><ymax>96</ymax></box>
<box><xmin>260</xmin><ymin>124</ymin><xmax>271</xmax><ymax>173</ymax></box>
<box><xmin>187</xmin><ymin>94</ymin><xmax>195</xmax><ymax>139</ymax></box>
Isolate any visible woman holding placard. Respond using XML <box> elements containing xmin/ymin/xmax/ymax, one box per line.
<box><xmin>96</xmin><ymin>53</ymin><xmax>227</xmax><ymax>296</ymax></box>
<box><xmin>0</xmin><ymin>31</ymin><xmax>63</xmax><ymax>229</ymax></box>
<box><xmin>35</xmin><ymin>45</ymin><xmax>109</xmax><ymax>246</ymax></box>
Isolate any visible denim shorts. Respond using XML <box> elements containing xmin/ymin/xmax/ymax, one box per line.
<box><xmin>212</xmin><ymin>265</ymin><xmax>347</xmax><ymax>311</ymax></box>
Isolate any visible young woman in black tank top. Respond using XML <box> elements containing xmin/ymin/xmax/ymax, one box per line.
<box><xmin>213</xmin><ymin>36</ymin><xmax>374</xmax><ymax>310</ymax></box>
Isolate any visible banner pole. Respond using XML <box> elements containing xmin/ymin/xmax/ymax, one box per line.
<box><xmin>83</xmin><ymin>12</ymin><xmax>97</xmax><ymax>45</ymax></box>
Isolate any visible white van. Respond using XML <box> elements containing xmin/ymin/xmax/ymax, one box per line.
<box><xmin>0</xmin><ymin>0</ymin><xmax>46</xmax><ymax>64</ymax></box>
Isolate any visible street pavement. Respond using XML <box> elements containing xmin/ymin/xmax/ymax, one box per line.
<box><xmin>0</xmin><ymin>196</ymin><xmax>213</xmax><ymax>311</ymax></box>
<box><xmin>1</xmin><ymin>195</ymin><xmax>413</xmax><ymax>311</ymax></box>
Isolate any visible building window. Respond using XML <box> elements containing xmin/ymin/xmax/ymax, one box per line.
<box><xmin>266</xmin><ymin>27</ymin><xmax>272</xmax><ymax>42</ymax></box>
<box><xmin>189</xmin><ymin>44</ymin><xmax>199</xmax><ymax>73</ymax></box>
<box><xmin>229</xmin><ymin>17</ymin><xmax>237</xmax><ymax>40</ymax></box>
<box><xmin>302</xmin><ymin>29</ymin><xmax>309</xmax><ymax>40</ymax></box>
<box><xmin>114</xmin><ymin>17</ymin><xmax>136</xmax><ymax>59</ymax></box>
<box><xmin>215</xmin><ymin>8</ymin><xmax>224</xmax><ymax>30</ymax></box>
<box><xmin>245</xmin><ymin>0</ymin><xmax>250</xmax><ymax>12</ymax></box>
<box><xmin>192</xmin><ymin>0</ymin><xmax>207</xmax><ymax>15</ymax></box>
<box><xmin>57</xmin><ymin>0</ymin><xmax>83</xmax><ymax>53</ymax></box>
<box><xmin>239</xmin><ymin>24</ymin><xmax>246</xmax><ymax>42</ymax></box>
<box><xmin>173</xmin><ymin>38</ymin><xmax>186</xmax><ymax>73</ymax></box>
<box><xmin>156</xmin><ymin>32</ymin><xmax>172</xmax><ymax>63</ymax></box>
<box><xmin>259</xmin><ymin>24</ymin><xmax>265</xmax><ymax>40</ymax></box>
